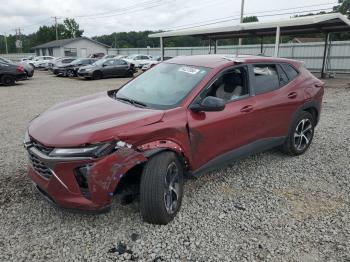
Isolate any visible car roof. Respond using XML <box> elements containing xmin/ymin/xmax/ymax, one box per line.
<box><xmin>165</xmin><ymin>54</ymin><xmax>302</xmax><ymax>69</ymax></box>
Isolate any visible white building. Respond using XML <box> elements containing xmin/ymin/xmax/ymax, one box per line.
<box><xmin>32</xmin><ymin>37</ymin><xmax>110</xmax><ymax>58</ymax></box>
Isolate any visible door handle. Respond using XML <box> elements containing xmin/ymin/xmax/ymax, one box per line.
<box><xmin>240</xmin><ymin>105</ymin><xmax>254</xmax><ymax>113</ymax></box>
<box><xmin>288</xmin><ymin>92</ymin><xmax>297</xmax><ymax>99</ymax></box>
<box><xmin>314</xmin><ymin>83</ymin><xmax>323</xmax><ymax>88</ymax></box>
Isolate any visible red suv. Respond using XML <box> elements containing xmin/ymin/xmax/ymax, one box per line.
<box><xmin>24</xmin><ymin>55</ymin><xmax>324</xmax><ymax>224</ymax></box>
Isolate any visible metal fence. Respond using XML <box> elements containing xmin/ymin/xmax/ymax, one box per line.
<box><xmin>107</xmin><ymin>41</ymin><xmax>350</xmax><ymax>73</ymax></box>
<box><xmin>0</xmin><ymin>53</ymin><xmax>35</xmax><ymax>62</ymax></box>
<box><xmin>1</xmin><ymin>41</ymin><xmax>350</xmax><ymax>73</ymax></box>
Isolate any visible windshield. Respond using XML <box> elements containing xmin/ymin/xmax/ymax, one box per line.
<box><xmin>116</xmin><ymin>63</ymin><xmax>210</xmax><ymax>109</ymax></box>
<box><xmin>93</xmin><ymin>59</ymin><xmax>107</xmax><ymax>66</ymax></box>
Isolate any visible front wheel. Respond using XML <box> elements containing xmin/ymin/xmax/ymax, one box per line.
<box><xmin>66</xmin><ymin>69</ymin><xmax>76</xmax><ymax>77</ymax></box>
<box><xmin>282</xmin><ymin>111</ymin><xmax>315</xmax><ymax>156</ymax></box>
<box><xmin>92</xmin><ymin>71</ymin><xmax>103</xmax><ymax>80</ymax></box>
<box><xmin>140</xmin><ymin>152</ymin><xmax>184</xmax><ymax>225</ymax></box>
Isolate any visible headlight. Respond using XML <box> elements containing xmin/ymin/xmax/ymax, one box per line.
<box><xmin>85</xmin><ymin>68</ymin><xmax>93</xmax><ymax>72</ymax></box>
<box><xmin>49</xmin><ymin>141</ymin><xmax>132</xmax><ymax>158</ymax></box>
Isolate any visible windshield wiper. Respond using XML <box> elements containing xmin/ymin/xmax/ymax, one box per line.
<box><xmin>116</xmin><ymin>96</ymin><xmax>148</xmax><ymax>108</ymax></box>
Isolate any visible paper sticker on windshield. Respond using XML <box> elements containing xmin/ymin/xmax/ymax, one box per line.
<box><xmin>179</xmin><ymin>66</ymin><xmax>200</xmax><ymax>75</ymax></box>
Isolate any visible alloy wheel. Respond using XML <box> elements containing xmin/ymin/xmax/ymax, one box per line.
<box><xmin>294</xmin><ymin>119</ymin><xmax>313</xmax><ymax>151</ymax></box>
<box><xmin>164</xmin><ymin>162</ymin><xmax>180</xmax><ymax>214</ymax></box>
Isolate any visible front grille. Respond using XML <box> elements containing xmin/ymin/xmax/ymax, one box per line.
<box><xmin>28</xmin><ymin>151</ymin><xmax>53</xmax><ymax>179</ymax></box>
<box><xmin>32</xmin><ymin>140</ymin><xmax>53</xmax><ymax>155</ymax></box>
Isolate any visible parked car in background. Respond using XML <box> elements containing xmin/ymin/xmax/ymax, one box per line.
<box><xmin>23</xmin><ymin>55</ymin><xmax>325</xmax><ymax>224</ymax></box>
<box><xmin>53</xmin><ymin>58</ymin><xmax>97</xmax><ymax>77</ymax></box>
<box><xmin>0</xmin><ymin>62</ymin><xmax>27</xmax><ymax>85</ymax></box>
<box><xmin>77</xmin><ymin>58</ymin><xmax>134</xmax><ymax>79</ymax></box>
<box><xmin>29</xmin><ymin>56</ymin><xmax>55</xmax><ymax>69</ymax></box>
<box><xmin>21</xmin><ymin>56</ymin><xmax>36</xmax><ymax>62</ymax></box>
<box><xmin>141</xmin><ymin>56</ymin><xmax>173</xmax><ymax>71</ymax></box>
<box><xmin>88</xmin><ymin>53</ymin><xmax>105</xmax><ymax>59</ymax></box>
<box><xmin>115</xmin><ymin>55</ymin><xmax>128</xmax><ymax>59</ymax></box>
<box><xmin>0</xmin><ymin>57</ymin><xmax>34</xmax><ymax>77</ymax></box>
<box><xmin>124</xmin><ymin>54</ymin><xmax>153</xmax><ymax>68</ymax></box>
<box><xmin>101</xmin><ymin>54</ymin><xmax>116</xmax><ymax>59</ymax></box>
<box><xmin>48</xmin><ymin>57</ymin><xmax>76</xmax><ymax>72</ymax></box>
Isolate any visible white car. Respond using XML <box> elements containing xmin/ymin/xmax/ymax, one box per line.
<box><xmin>141</xmin><ymin>56</ymin><xmax>173</xmax><ymax>71</ymax></box>
<box><xmin>29</xmin><ymin>56</ymin><xmax>55</xmax><ymax>68</ymax></box>
<box><xmin>123</xmin><ymin>54</ymin><xmax>153</xmax><ymax>68</ymax></box>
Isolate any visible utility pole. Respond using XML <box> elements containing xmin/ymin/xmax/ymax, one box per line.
<box><xmin>238</xmin><ymin>0</ymin><xmax>245</xmax><ymax>46</ymax></box>
<box><xmin>51</xmin><ymin>16</ymin><xmax>61</xmax><ymax>40</ymax></box>
<box><xmin>14</xmin><ymin>28</ymin><xmax>23</xmax><ymax>53</ymax></box>
<box><xmin>4</xmin><ymin>33</ymin><xmax>8</xmax><ymax>54</ymax></box>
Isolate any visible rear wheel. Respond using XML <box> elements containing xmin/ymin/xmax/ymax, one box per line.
<box><xmin>282</xmin><ymin>111</ymin><xmax>315</xmax><ymax>156</ymax></box>
<box><xmin>140</xmin><ymin>152</ymin><xmax>184</xmax><ymax>225</ymax></box>
<box><xmin>1</xmin><ymin>75</ymin><xmax>15</xmax><ymax>86</ymax></box>
<box><xmin>92</xmin><ymin>71</ymin><xmax>103</xmax><ymax>80</ymax></box>
<box><xmin>125</xmin><ymin>69</ymin><xmax>134</xmax><ymax>77</ymax></box>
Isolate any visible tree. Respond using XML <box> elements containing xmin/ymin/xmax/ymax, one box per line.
<box><xmin>63</xmin><ymin>18</ymin><xmax>84</xmax><ymax>38</ymax></box>
<box><xmin>334</xmin><ymin>0</ymin><xmax>350</xmax><ymax>18</ymax></box>
<box><xmin>243</xmin><ymin>16</ymin><xmax>259</xmax><ymax>23</ymax></box>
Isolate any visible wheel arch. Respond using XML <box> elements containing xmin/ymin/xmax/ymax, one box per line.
<box><xmin>292</xmin><ymin>101</ymin><xmax>320</xmax><ymax>127</ymax></box>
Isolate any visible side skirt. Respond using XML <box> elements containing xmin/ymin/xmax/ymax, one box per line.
<box><xmin>189</xmin><ymin>137</ymin><xmax>285</xmax><ymax>178</ymax></box>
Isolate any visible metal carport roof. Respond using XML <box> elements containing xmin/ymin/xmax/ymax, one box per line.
<box><xmin>149</xmin><ymin>13</ymin><xmax>350</xmax><ymax>39</ymax></box>
<box><xmin>149</xmin><ymin>13</ymin><xmax>350</xmax><ymax>78</ymax></box>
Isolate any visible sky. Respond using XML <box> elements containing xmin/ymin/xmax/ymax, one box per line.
<box><xmin>0</xmin><ymin>0</ymin><xmax>339</xmax><ymax>36</ymax></box>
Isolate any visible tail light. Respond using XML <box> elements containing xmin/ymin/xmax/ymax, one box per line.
<box><xmin>16</xmin><ymin>66</ymin><xmax>25</xmax><ymax>73</ymax></box>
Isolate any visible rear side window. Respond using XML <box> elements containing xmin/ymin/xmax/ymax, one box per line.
<box><xmin>252</xmin><ymin>64</ymin><xmax>279</xmax><ymax>95</ymax></box>
<box><xmin>281</xmin><ymin>64</ymin><xmax>299</xmax><ymax>80</ymax></box>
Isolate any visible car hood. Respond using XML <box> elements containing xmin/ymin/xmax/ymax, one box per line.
<box><xmin>28</xmin><ymin>92</ymin><xmax>165</xmax><ymax>147</ymax></box>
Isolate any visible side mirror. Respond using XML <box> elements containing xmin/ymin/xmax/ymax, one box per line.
<box><xmin>190</xmin><ymin>96</ymin><xmax>225</xmax><ymax>112</ymax></box>
<box><xmin>102</xmin><ymin>64</ymin><xmax>107</xmax><ymax>67</ymax></box>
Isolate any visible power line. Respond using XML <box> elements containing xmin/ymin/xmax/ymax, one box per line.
<box><xmin>77</xmin><ymin>0</ymin><xmax>168</xmax><ymax>20</ymax></box>
<box><xmin>76</xmin><ymin>0</ymin><xmax>162</xmax><ymax>18</ymax></box>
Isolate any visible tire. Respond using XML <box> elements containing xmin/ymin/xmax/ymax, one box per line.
<box><xmin>26</xmin><ymin>70</ymin><xmax>33</xmax><ymax>78</ymax></box>
<box><xmin>92</xmin><ymin>71</ymin><xmax>103</xmax><ymax>80</ymax></box>
<box><xmin>66</xmin><ymin>69</ymin><xmax>76</xmax><ymax>77</ymax></box>
<box><xmin>1</xmin><ymin>75</ymin><xmax>15</xmax><ymax>86</ymax></box>
<box><xmin>140</xmin><ymin>151</ymin><xmax>184</xmax><ymax>225</ymax></box>
<box><xmin>125</xmin><ymin>70</ymin><xmax>134</xmax><ymax>77</ymax></box>
<box><xmin>282</xmin><ymin>111</ymin><xmax>315</xmax><ymax>156</ymax></box>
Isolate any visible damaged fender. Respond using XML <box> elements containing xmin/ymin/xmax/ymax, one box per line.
<box><xmin>87</xmin><ymin>148</ymin><xmax>147</xmax><ymax>206</ymax></box>
<box><xmin>138</xmin><ymin>140</ymin><xmax>189</xmax><ymax>166</ymax></box>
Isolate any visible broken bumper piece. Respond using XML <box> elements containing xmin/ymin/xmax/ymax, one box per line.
<box><xmin>25</xmin><ymin>143</ymin><xmax>147</xmax><ymax>213</ymax></box>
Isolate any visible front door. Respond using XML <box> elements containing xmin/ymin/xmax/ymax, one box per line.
<box><xmin>187</xmin><ymin>66</ymin><xmax>259</xmax><ymax>170</ymax></box>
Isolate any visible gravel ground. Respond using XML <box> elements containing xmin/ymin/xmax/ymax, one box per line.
<box><xmin>0</xmin><ymin>71</ymin><xmax>349</xmax><ymax>262</ymax></box>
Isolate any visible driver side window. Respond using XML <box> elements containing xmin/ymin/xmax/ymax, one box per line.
<box><xmin>198</xmin><ymin>66</ymin><xmax>249</xmax><ymax>103</ymax></box>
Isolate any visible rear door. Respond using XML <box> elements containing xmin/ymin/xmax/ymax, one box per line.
<box><xmin>249</xmin><ymin>63</ymin><xmax>304</xmax><ymax>139</ymax></box>
<box><xmin>114</xmin><ymin>59</ymin><xmax>129</xmax><ymax>76</ymax></box>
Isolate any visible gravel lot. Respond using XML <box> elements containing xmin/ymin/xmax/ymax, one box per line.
<box><xmin>0</xmin><ymin>71</ymin><xmax>349</xmax><ymax>262</ymax></box>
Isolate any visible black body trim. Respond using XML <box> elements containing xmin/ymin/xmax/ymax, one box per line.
<box><xmin>293</xmin><ymin>100</ymin><xmax>321</xmax><ymax>126</ymax></box>
<box><xmin>189</xmin><ymin>137</ymin><xmax>285</xmax><ymax>178</ymax></box>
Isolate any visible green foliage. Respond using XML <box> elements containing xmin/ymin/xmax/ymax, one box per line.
<box><xmin>63</xmin><ymin>18</ymin><xmax>84</xmax><ymax>38</ymax></box>
<box><xmin>243</xmin><ymin>16</ymin><xmax>259</xmax><ymax>23</ymax></box>
<box><xmin>0</xmin><ymin>18</ymin><xmax>83</xmax><ymax>53</ymax></box>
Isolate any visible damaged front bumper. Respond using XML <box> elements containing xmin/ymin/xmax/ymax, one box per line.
<box><xmin>24</xmin><ymin>137</ymin><xmax>147</xmax><ymax>213</ymax></box>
